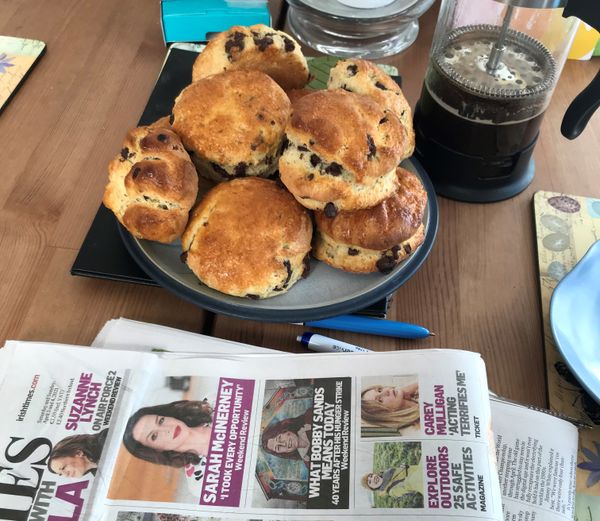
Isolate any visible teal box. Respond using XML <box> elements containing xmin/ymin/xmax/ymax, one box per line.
<box><xmin>161</xmin><ymin>0</ymin><xmax>272</xmax><ymax>43</ymax></box>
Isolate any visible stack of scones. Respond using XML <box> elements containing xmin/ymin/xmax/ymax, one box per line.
<box><xmin>103</xmin><ymin>25</ymin><xmax>427</xmax><ymax>299</ymax></box>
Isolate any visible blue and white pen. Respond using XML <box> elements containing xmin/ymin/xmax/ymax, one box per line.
<box><xmin>297</xmin><ymin>332</ymin><xmax>372</xmax><ymax>353</ymax></box>
<box><xmin>297</xmin><ymin>315</ymin><xmax>434</xmax><ymax>339</ymax></box>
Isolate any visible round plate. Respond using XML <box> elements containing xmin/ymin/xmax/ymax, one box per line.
<box><xmin>550</xmin><ymin>240</ymin><xmax>600</xmax><ymax>403</ymax></box>
<box><xmin>119</xmin><ymin>157</ymin><xmax>438</xmax><ymax>323</ymax></box>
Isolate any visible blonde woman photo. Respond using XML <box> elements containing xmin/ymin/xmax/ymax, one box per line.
<box><xmin>360</xmin><ymin>378</ymin><xmax>420</xmax><ymax>437</ymax></box>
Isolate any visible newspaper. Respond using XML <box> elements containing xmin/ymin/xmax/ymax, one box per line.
<box><xmin>0</xmin><ymin>319</ymin><xmax>532</xmax><ymax>521</ymax></box>
<box><xmin>94</xmin><ymin>318</ymin><xmax>580</xmax><ymax>521</ymax></box>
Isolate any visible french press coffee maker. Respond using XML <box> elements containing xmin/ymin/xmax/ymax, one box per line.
<box><xmin>413</xmin><ymin>0</ymin><xmax>600</xmax><ymax>202</ymax></box>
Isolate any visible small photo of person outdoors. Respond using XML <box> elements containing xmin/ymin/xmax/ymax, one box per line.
<box><xmin>360</xmin><ymin>375</ymin><xmax>420</xmax><ymax>438</ymax></box>
<box><xmin>253</xmin><ymin>379</ymin><xmax>315</xmax><ymax>508</ymax></box>
<box><xmin>357</xmin><ymin>441</ymin><xmax>424</xmax><ymax>509</ymax></box>
<box><xmin>47</xmin><ymin>428</ymin><xmax>109</xmax><ymax>478</ymax></box>
<box><xmin>108</xmin><ymin>376</ymin><xmax>218</xmax><ymax>504</ymax></box>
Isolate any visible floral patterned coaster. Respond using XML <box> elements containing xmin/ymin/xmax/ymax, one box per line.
<box><xmin>0</xmin><ymin>35</ymin><xmax>45</xmax><ymax>113</ymax></box>
<box><xmin>533</xmin><ymin>190</ymin><xmax>600</xmax><ymax>519</ymax></box>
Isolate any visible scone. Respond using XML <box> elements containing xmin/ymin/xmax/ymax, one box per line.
<box><xmin>181</xmin><ymin>178</ymin><xmax>312</xmax><ymax>299</ymax></box>
<box><xmin>313</xmin><ymin>167</ymin><xmax>427</xmax><ymax>274</ymax></box>
<box><xmin>327</xmin><ymin>58</ymin><xmax>414</xmax><ymax>159</ymax></box>
<box><xmin>192</xmin><ymin>24</ymin><xmax>310</xmax><ymax>91</ymax></box>
<box><xmin>279</xmin><ymin>89</ymin><xmax>406</xmax><ymax>215</ymax></box>
<box><xmin>103</xmin><ymin>126</ymin><xmax>198</xmax><ymax>243</ymax></box>
<box><xmin>172</xmin><ymin>70</ymin><xmax>291</xmax><ymax>182</ymax></box>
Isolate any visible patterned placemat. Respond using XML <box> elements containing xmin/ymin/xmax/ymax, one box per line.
<box><xmin>533</xmin><ymin>191</ymin><xmax>600</xmax><ymax>519</ymax></box>
<box><xmin>0</xmin><ymin>35</ymin><xmax>45</xmax><ymax>113</ymax></box>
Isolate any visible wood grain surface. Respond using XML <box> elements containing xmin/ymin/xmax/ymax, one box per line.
<box><xmin>1</xmin><ymin>0</ymin><xmax>598</xmax><ymax>409</ymax></box>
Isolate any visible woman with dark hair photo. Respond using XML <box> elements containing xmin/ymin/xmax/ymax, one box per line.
<box><xmin>48</xmin><ymin>428</ymin><xmax>109</xmax><ymax>478</ymax></box>
<box><xmin>122</xmin><ymin>400</ymin><xmax>213</xmax><ymax>468</ymax></box>
<box><xmin>260</xmin><ymin>408</ymin><xmax>313</xmax><ymax>464</ymax></box>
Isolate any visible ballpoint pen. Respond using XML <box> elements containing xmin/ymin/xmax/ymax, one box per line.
<box><xmin>297</xmin><ymin>332</ymin><xmax>372</xmax><ymax>353</ymax></box>
<box><xmin>295</xmin><ymin>314</ymin><xmax>434</xmax><ymax>339</ymax></box>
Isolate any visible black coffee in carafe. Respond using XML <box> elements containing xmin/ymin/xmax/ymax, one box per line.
<box><xmin>413</xmin><ymin>0</ymin><xmax>579</xmax><ymax>202</ymax></box>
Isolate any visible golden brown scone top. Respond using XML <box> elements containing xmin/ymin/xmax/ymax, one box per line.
<box><xmin>181</xmin><ymin>178</ymin><xmax>312</xmax><ymax>295</ymax></box>
<box><xmin>287</xmin><ymin>89</ymin><xmax>406</xmax><ymax>183</ymax></box>
<box><xmin>103</xmin><ymin>126</ymin><xmax>198</xmax><ymax>243</ymax></box>
<box><xmin>192</xmin><ymin>24</ymin><xmax>310</xmax><ymax>91</ymax></box>
<box><xmin>314</xmin><ymin>167</ymin><xmax>427</xmax><ymax>250</ymax></box>
<box><xmin>172</xmin><ymin>70</ymin><xmax>291</xmax><ymax>166</ymax></box>
<box><xmin>327</xmin><ymin>59</ymin><xmax>414</xmax><ymax>158</ymax></box>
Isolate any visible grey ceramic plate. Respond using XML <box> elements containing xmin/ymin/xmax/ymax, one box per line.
<box><xmin>118</xmin><ymin>47</ymin><xmax>439</xmax><ymax>322</ymax></box>
<box><xmin>120</xmin><ymin>157</ymin><xmax>438</xmax><ymax>322</ymax></box>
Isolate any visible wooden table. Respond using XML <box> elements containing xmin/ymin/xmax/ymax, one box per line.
<box><xmin>1</xmin><ymin>0</ymin><xmax>598</xmax><ymax>409</ymax></box>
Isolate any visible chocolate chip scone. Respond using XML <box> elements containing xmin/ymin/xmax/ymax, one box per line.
<box><xmin>313</xmin><ymin>167</ymin><xmax>427</xmax><ymax>273</ymax></box>
<box><xmin>192</xmin><ymin>24</ymin><xmax>310</xmax><ymax>91</ymax></box>
<box><xmin>181</xmin><ymin>177</ymin><xmax>312</xmax><ymax>299</ymax></box>
<box><xmin>103</xmin><ymin>126</ymin><xmax>198</xmax><ymax>244</ymax></box>
<box><xmin>327</xmin><ymin>58</ymin><xmax>414</xmax><ymax>159</ymax></box>
<box><xmin>172</xmin><ymin>70</ymin><xmax>291</xmax><ymax>182</ymax></box>
<box><xmin>279</xmin><ymin>89</ymin><xmax>406</xmax><ymax>215</ymax></box>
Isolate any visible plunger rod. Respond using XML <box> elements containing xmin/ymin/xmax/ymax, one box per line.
<box><xmin>486</xmin><ymin>4</ymin><xmax>515</xmax><ymax>72</ymax></box>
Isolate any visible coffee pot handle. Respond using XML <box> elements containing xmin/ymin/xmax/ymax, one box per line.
<box><xmin>561</xmin><ymin>0</ymin><xmax>600</xmax><ymax>139</ymax></box>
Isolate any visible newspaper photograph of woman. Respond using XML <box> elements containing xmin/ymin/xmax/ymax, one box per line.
<box><xmin>252</xmin><ymin>377</ymin><xmax>352</xmax><ymax>510</ymax></box>
<box><xmin>108</xmin><ymin>376</ymin><xmax>220</xmax><ymax>504</ymax></box>
<box><xmin>47</xmin><ymin>428</ymin><xmax>109</xmax><ymax>478</ymax></box>
<box><xmin>360</xmin><ymin>375</ymin><xmax>420</xmax><ymax>438</ymax></box>
<box><xmin>356</xmin><ymin>441</ymin><xmax>424</xmax><ymax>509</ymax></box>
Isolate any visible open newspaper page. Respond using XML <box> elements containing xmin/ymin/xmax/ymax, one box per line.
<box><xmin>490</xmin><ymin>397</ymin><xmax>578</xmax><ymax>521</ymax></box>
<box><xmin>93</xmin><ymin>326</ymin><xmax>503</xmax><ymax>520</ymax></box>
<box><xmin>94</xmin><ymin>318</ymin><xmax>580</xmax><ymax>521</ymax></box>
<box><xmin>0</xmin><ymin>341</ymin><xmax>156</xmax><ymax>521</ymax></box>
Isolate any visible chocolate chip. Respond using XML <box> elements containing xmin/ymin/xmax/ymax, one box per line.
<box><xmin>265</xmin><ymin>155</ymin><xmax>274</xmax><ymax>165</ymax></box>
<box><xmin>310</xmin><ymin>154</ymin><xmax>321</xmax><ymax>167</ymax></box>
<box><xmin>325</xmin><ymin>162</ymin><xmax>342</xmax><ymax>176</ymax></box>
<box><xmin>340</xmin><ymin>84</ymin><xmax>352</xmax><ymax>92</ymax></box>
<box><xmin>246</xmin><ymin>294</ymin><xmax>260</xmax><ymax>300</ymax></box>
<box><xmin>211</xmin><ymin>162</ymin><xmax>230</xmax><ymax>178</ymax></box>
<box><xmin>180</xmin><ymin>251</ymin><xmax>188</xmax><ymax>263</ymax></box>
<box><xmin>324</xmin><ymin>202</ymin><xmax>337</xmax><ymax>217</ymax></box>
<box><xmin>347</xmin><ymin>64</ymin><xmax>358</xmax><ymax>76</ymax></box>
<box><xmin>375</xmin><ymin>81</ymin><xmax>388</xmax><ymax>91</ymax></box>
<box><xmin>169</xmin><ymin>114</ymin><xmax>175</xmax><ymax>125</ymax></box>
<box><xmin>307</xmin><ymin>173</ymin><xmax>314</xmax><ymax>180</ymax></box>
<box><xmin>253</xmin><ymin>34</ymin><xmax>274</xmax><ymax>51</ymax></box>
<box><xmin>367</xmin><ymin>134</ymin><xmax>376</xmax><ymax>159</ymax></box>
<box><xmin>391</xmin><ymin>245</ymin><xmax>401</xmax><ymax>260</ymax></box>
<box><xmin>225</xmin><ymin>31</ymin><xmax>246</xmax><ymax>60</ymax></box>
<box><xmin>302</xmin><ymin>254</ymin><xmax>311</xmax><ymax>278</ymax></box>
<box><xmin>379</xmin><ymin>116</ymin><xmax>388</xmax><ymax>125</ymax></box>
<box><xmin>157</xmin><ymin>133</ymin><xmax>167</xmax><ymax>142</ymax></box>
<box><xmin>235</xmin><ymin>162</ymin><xmax>247</xmax><ymax>176</ymax></box>
<box><xmin>297</xmin><ymin>145</ymin><xmax>309</xmax><ymax>152</ymax></box>
<box><xmin>256</xmin><ymin>113</ymin><xmax>265</xmax><ymax>121</ymax></box>
<box><xmin>270</xmin><ymin>120</ymin><xmax>275</xmax><ymax>125</ymax></box>
<box><xmin>132</xmin><ymin>167</ymin><xmax>141</xmax><ymax>179</ymax></box>
<box><xmin>282</xmin><ymin>36</ymin><xmax>295</xmax><ymax>52</ymax></box>
<box><xmin>309</xmin><ymin>140</ymin><xmax>315</xmax><ymax>146</ymax></box>
<box><xmin>348</xmin><ymin>248</ymin><xmax>359</xmax><ymax>256</ymax></box>
<box><xmin>404</xmin><ymin>244</ymin><xmax>412</xmax><ymax>255</ymax></box>
<box><xmin>376</xmin><ymin>255</ymin><xmax>396</xmax><ymax>274</ymax></box>
<box><xmin>120</xmin><ymin>147</ymin><xmax>129</xmax><ymax>160</ymax></box>
<box><xmin>279</xmin><ymin>136</ymin><xmax>290</xmax><ymax>154</ymax></box>
<box><xmin>282</xmin><ymin>260</ymin><xmax>292</xmax><ymax>288</ymax></box>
